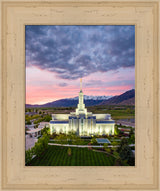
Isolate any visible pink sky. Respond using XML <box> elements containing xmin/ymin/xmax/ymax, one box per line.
<box><xmin>26</xmin><ymin>66</ymin><xmax>135</xmax><ymax>104</ymax></box>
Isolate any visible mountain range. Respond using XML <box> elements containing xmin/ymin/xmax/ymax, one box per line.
<box><xmin>26</xmin><ymin>89</ymin><xmax>135</xmax><ymax>108</ymax></box>
<box><xmin>100</xmin><ymin>89</ymin><xmax>135</xmax><ymax>105</ymax></box>
<box><xmin>67</xmin><ymin>95</ymin><xmax>113</xmax><ymax>100</ymax></box>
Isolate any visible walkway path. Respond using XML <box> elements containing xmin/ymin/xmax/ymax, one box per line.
<box><xmin>25</xmin><ymin>135</ymin><xmax>38</xmax><ymax>150</ymax></box>
<box><xmin>48</xmin><ymin>143</ymin><xmax>135</xmax><ymax>148</ymax></box>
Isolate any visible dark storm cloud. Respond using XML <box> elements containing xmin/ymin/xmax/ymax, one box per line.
<box><xmin>86</xmin><ymin>80</ymin><xmax>104</xmax><ymax>87</ymax></box>
<box><xmin>25</xmin><ymin>25</ymin><xmax>135</xmax><ymax>80</ymax></box>
<box><xmin>85</xmin><ymin>79</ymin><xmax>134</xmax><ymax>87</ymax></box>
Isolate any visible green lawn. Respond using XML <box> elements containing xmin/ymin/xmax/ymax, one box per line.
<box><xmin>28</xmin><ymin>145</ymin><xmax>115</xmax><ymax>166</ymax></box>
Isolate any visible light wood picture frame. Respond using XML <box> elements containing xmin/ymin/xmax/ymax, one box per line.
<box><xmin>0</xmin><ymin>0</ymin><xmax>159</xmax><ymax>190</ymax></box>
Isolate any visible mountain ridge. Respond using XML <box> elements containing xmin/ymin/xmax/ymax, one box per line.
<box><xmin>26</xmin><ymin>89</ymin><xmax>135</xmax><ymax>108</ymax></box>
<box><xmin>100</xmin><ymin>89</ymin><xmax>135</xmax><ymax>105</ymax></box>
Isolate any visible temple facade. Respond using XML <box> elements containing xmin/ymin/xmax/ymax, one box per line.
<box><xmin>50</xmin><ymin>80</ymin><xmax>115</xmax><ymax>136</ymax></box>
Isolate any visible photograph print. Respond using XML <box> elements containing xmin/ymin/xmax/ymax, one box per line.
<box><xmin>25</xmin><ymin>25</ymin><xmax>135</xmax><ymax>166</ymax></box>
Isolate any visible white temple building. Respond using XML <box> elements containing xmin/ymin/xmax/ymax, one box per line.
<box><xmin>50</xmin><ymin>79</ymin><xmax>115</xmax><ymax>136</ymax></box>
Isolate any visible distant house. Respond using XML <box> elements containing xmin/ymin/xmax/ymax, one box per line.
<box><xmin>25</xmin><ymin>112</ymin><xmax>37</xmax><ymax>116</ymax></box>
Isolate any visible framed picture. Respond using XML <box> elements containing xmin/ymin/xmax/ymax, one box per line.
<box><xmin>1</xmin><ymin>0</ymin><xmax>159</xmax><ymax>190</ymax></box>
<box><xmin>25</xmin><ymin>25</ymin><xmax>135</xmax><ymax>167</ymax></box>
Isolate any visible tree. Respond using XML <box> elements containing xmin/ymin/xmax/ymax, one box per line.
<box><xmin>119</xmin><ymin>145</ymin><xmax>134</xmax><ymax>165</ymax></box>
<box><xmin>40</xmin><ymin>133</ymin><xmax>49</xmax><ymax>149</ymax></box>
<box><xmin>67</xmin><ymin>148</ymin><xmax>71</xmax><ymax>156</ymax></box>
<box><xmin>50</xmin><ymin>132</ymin><xmax>57</xmax><ymax>139</ymax></box>
<box><xmin>118</xmin><ymin>138</ymin><xmax>128</xmax><ymax>150</ymax></box>
<box><xmin>56</xmin><ymin>134</ymin><xmax>65</xmax><ymax>144</ymax></box>
<box><xmin>25</xmin><ymin>133</ymin><xmax>50</xmax><ymax>165</ymax></box>
<box><xmin>113</xmin><ymin>151</ymin><xmax>128</xmax><ymax>166</ymax></box>
<box><xmin>25</xmin><ymin>148</ymin><xmax>33</xmax><ymax>164</ymax></box>
<box><xmin>26</xmin><ymin>120</ymin><xmax>31</xmax><ymax>125</ymax></box>
<box><xmin>41</xmin><ymin>127</ymin><xmax>50</xmax><ymax>136</ymax></box>
<box><xmin>114</xmin><ymin>126</ymin><xmax>120</xmax><ymax>136</ymax></box>
<box><xmin>111</xmin><ymin>141</ymin><xmax>118</xmax><ymax>153</ymax></box>
<box><xmin>44</xmin><ymin>115</ymin><xmax>52</xmax><ymax>122</ymax></box>
<box><xmin>104</xmin><ymin>143</ymin><xmax>111</xmax><ymax>153</ymax></box>
<box><xmin>91</xmin><ymin>138</ymin><xmax>97</xmax><ymax>145</ymax></box>
<box><xmin>113</xmin><ymin>151</ymin><xmax>121</xmax><ymax>165</ymax></box>
<box><xmin>129</xmin><ymin>127</ymin><xmax>134</xmax><ymax>138</ymax></box>
<box><xmin>118</xmin><ymin>138</ymin><xmax>134</xmax><ymax>166</ymax></box>
<box><xmin>33</xmin><ymin>142</ymin><xmax>43</xmax><ymax>157</ymax></box>
<box><xmin>32</xmin><ymin>133</ymin><xmax>49</xmax><ymax>158</ymax></box>
<box><xmin>129</xmin><ymin>134</ymin><xmax>135</xmax><ymax>144</ymax></box>
<box><xmin>126</xmin><ymin>108</ymin><xmax>131</xmax><ymax>114</ymax></box>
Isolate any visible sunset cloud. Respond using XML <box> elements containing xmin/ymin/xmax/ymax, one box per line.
<box><xmin>26</xmin><ymin>25</ymin><xmax>135</xmax><ymax>80</ymax></box>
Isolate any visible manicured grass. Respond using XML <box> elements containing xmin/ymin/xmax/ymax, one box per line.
<box><xmin>28</xmin><ymin>145</ymin><xmax>115</xmax><ymax>166</ymax></box>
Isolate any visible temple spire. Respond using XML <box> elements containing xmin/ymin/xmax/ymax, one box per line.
<box><xmin>80</xmin><ymin>78</ymin><xmax>82</xmax><ymax>91</ymax></box>
<box><xmin>75</xmin><ymin>77</ymin><xmax>87</xmax><ymax>115</ymax></box>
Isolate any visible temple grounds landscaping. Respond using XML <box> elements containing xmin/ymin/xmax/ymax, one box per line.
<box><xmin>26</xmin><ymin>129</ymin><xmax>135</xmax><ymax>166</ymax></box>
<box><xmin>25</xmin><ymin>106</ymin><xmax>135</xmax><ymax>166</ymax></box>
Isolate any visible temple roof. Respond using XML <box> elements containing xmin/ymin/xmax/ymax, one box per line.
<box><xmin>96</xmin><ymin>120</ymin><xmax>115</xmax><ymax>124</ymax></box>
<box><xmin>50</xmin><ymin>121</ymin><xmax>68</xmax><ymax>124</ymax></box>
